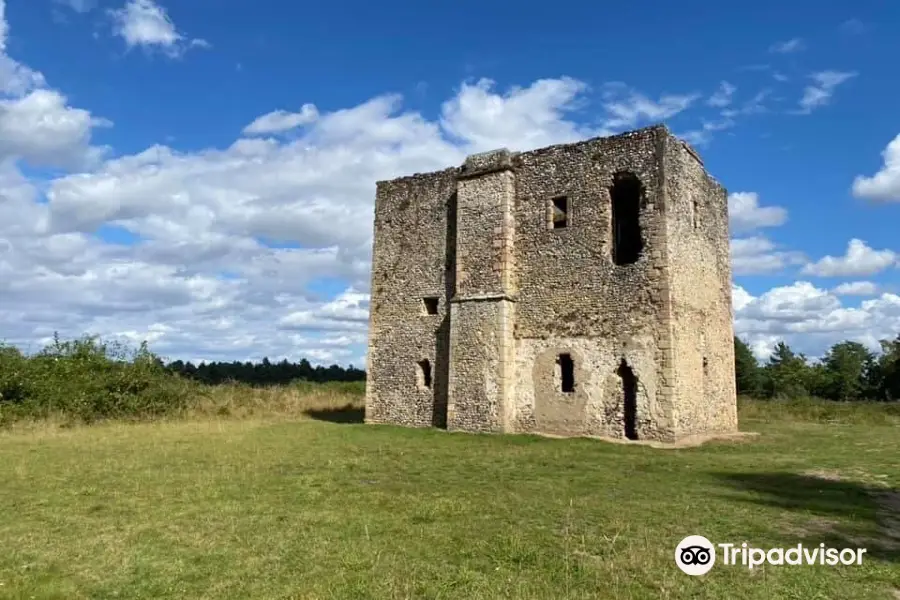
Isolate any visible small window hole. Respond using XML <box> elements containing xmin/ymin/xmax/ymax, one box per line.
<box><xmin>417</xmin><ymin>359</ymin><xmax>432</xmax><ymax>390</ymax></box>
<box><xmin>422</xmin><ymin>297</ymin><xmax>439</xmax><ymax>315</ymax></box>
<box><xmin>551</xmin><ymin>196</ymin><xmax>568</xmax><ymax>229</ymax></box>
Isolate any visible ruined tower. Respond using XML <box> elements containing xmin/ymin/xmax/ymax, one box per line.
<box><xmin>364</xmin><ymin>124</ymin><xmax>737</xmax><ymax>442</ymax></box>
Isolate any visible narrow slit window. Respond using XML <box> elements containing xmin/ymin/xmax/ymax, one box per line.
<box><xmin>422</xmin><ymin>297</ymin><xmax>439</xmax><ymax>315</ymax></box>
<box><xmin>558</xmin><ymin>353</ymin><xmax>574</xmax><ymax>393</ymax></box>
<box><xmin>618</xmin><ymin>359</ymin><xmax>638</xmax><ymax>441</ymax></box>
<box><xmin>551</xmin><ymin>196</ymin><xmax>568</xmax><ymax>229</ymax></box>
<box><xmin>692</xmin><ymin>197</ymin><xmax>700</xmax><ymax>228</ymax></box>
<box><xmin>417</xmin><ymin>359</ymin><xmax>432</xmax><ymax>390</ymax></box>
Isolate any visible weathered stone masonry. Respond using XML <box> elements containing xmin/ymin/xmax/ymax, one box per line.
<box><xmin>365</xmin><ymin>124</ymin><xmax>738</xmax><ymax>442</ymax></box>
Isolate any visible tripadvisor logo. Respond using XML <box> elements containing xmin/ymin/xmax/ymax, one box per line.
<box><xmin>675</xmin><ymin>535</ymin><xmax>867</xmax><ymax>575</ymax></box>
<box><xmin>675</xmin><ymin>535</ymin><xmax>716</xmax><ymax>575</ymax></box>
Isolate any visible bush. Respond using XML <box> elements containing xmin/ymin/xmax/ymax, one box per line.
<box><xmin>0</xmin><ymin>345</ymin><xmax>30</xmax><ymax>406</ymax></box>
<box><xmin>0</xmin><ymin>334</ymin><xmax>195</xmax><ymax>424</ymax></box>
<box><xmin>0</xmin><ymin>334</ymin><xmax>370</xmax><ymax>427</ymax></box>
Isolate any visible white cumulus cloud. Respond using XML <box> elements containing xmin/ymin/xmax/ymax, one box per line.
<box><xmin>0</xmin><ymin>89</ymin><xmax>110</xmax><ymax>169</ymax></box>
<box><xmin>109</xmin><ymin>0</ymin><xmax>209</xmax><ymax>58</ymax></box>
<box><xmin>734</xmin><ymin>281</ymin><xmax>900</xmax><ymax>360</ymax></box>
<box><xmin>852</xmin><ymin>134</ymin><xmax>900</xmax><ymax>202</ymax></box>
<box><xmin>832</xmin><ymin>281</ymin><xmax>878</xmax><ymax>296</ymax></box>
<box><xmin>440</xmin><ymin>77</ymin><xmax>597</xmax><ymax>152</ymax></box>
<box><xmin>801</xmin><ymin>239</ymin><xmax>897</xmax><ymax>277</ymax></box>
<box><xmin>728</xmin><ymin>191</ymin><xmax>788</xmax><ymax>233</ymax></box>
<box><xmin>731</xmin><ymin>236</ymin><xmax>806</xmax><ymax>276</ymax></box>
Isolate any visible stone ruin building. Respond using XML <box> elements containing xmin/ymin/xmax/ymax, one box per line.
<box><xmin>364</xmin><ymin>124</ymin><xmax>737</xmax><ymax>443</ymax></box>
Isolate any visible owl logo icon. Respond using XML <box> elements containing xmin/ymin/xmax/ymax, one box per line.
<box><xmin>675</xmin><ymin>535</ymin><xmax>716</xmax><ymax>575</ymax></box>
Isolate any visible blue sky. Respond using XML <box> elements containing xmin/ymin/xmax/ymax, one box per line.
<box><xmin>0</xmin><ymin>0</ymin><xmax>898</xmax><ymax>365</ymax></box>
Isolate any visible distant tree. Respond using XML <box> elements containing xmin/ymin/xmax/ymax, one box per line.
<box><xmin>734</xmin><ymin>336</ymin><xmax>763</xmax><ymax>397</ymax></box>
<box><xmin>763</xmin><ymin>341</ymin><xmax>809</xmax><ymax>399</ymax></box>
<box><xmin>804</xmin><ymin>360</ymin><xmax>831</xmax><ymax>399</ymax></box>
<box><xmin>820</xmin><ymin>341</ymin><xmax>874</xmax><ymax>401</ymax></box>
<box><xmin>871</xmin><ymin>334</ymin><xmax>900</xmax><ymax>401</ymax></box>
<box><xmin>164</xmin><ymin>354</ymin><xmax>366</xmax><ymax>386</ymax></box>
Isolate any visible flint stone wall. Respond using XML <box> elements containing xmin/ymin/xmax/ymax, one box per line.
<box><xmin>365</xmin><ymin>124</ymin><xmax>737</xmax><ymax>442</ymax></box>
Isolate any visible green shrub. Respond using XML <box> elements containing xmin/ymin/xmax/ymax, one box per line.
<box><xmin>0</xmin><ymin>334</ymin><xmax>369</xmax><ymax>427</ymax></box>
<box><xmin>0</xmin><ymin>345</ymin><xmax>31</xmax><ymax>406</ymax></box>
<box><xmin>0</xmin><ymin>334</ymin><xmax>195</xmax><ymax>424</ymax></box>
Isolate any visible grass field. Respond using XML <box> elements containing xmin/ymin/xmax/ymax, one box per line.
<box><xmin>0</xmin><ymin>392</ymin><xmax>898</xmax><ymax>599</ymax></box>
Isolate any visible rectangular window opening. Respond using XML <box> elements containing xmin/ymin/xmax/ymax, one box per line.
<box><xmin>558</xmin><ymin>353</ymin><xmax>574</xmax><ymax>393</ymax></box>
<box><xmin>422</xmin><ymin>297</ymin><xmax>439</xmax><ymax>315</ymax></box>
<box><xmin>610</xmin><ymin>173</ymin><xmax>643</xmax><ymax>265</ymax></box>
<box><xmin>551</xmin><ymin>196</ymin><xmax>568</xmax><ymax>229</ymax></box>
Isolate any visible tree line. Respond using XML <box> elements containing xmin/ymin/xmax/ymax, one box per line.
<box><xmin>6</xmin><ymin>331</ymin><xmax>900</xmax><ymax>401</ymax></box>
<box><xmin>166</xmin><ymin>336</ymin><xmax>900</xmax><ymax>399</ymax></box>
<box><xmin>165</xmin><ymin>357</ymin><xmax>366</xmax><ymax>386</ymax></box>
<box><xmin>734</xmin><ymin>334</ymin><xmax>900</xmax><ymax>402</ymax></box>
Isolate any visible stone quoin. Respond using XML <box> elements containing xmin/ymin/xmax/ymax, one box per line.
<box><xmin>364</xmin><ymin>124</ymin><xmax>738</xmax><ymax>442</ymax></box>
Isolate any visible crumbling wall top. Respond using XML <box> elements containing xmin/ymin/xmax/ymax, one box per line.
<box><xmin>679</xmin><ymin>140</ymin><xmax>704</xmax><ymax>166</ymax></box>
<box><xmin>374</xmin><ymin>123</ymin><xmax>719</xmax><ymax>191</ymax></box>
<box><xmin>458</xmin><ymin>148</ymin><xmax>517</xmax><ymax>180</ymax></box>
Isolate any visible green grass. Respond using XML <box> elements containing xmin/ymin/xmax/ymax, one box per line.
<box><xmin>0</xmin><ymin>398</ymin><xmax>898</xmax><ymax>599</ymax></box>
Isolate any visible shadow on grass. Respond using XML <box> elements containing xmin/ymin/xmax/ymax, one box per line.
<box><xmin>712</xmin><ymin>472</ymin><xmax>899</xmax><ymax>563</ymax></box>
<box><xmin>303</xmin><ymin>403</ymin><xmax>365</xmax><ymax>424</ymax></box>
